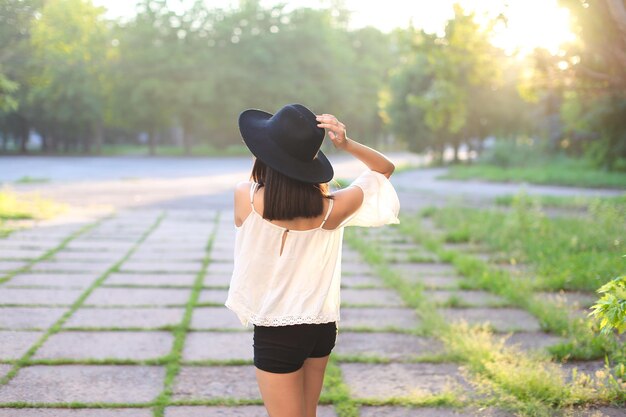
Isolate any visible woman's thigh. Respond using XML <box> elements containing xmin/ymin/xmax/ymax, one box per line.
<box><xmin>256</xmin><ymin>366</ymin><xmax>305</xmax><ymax>417</ymax></box>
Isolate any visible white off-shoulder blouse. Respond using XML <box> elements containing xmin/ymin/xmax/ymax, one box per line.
<box><xmin>224</xmin><ymin>169</ymin><xmax>400</xmax><ymax>327</ymax></box>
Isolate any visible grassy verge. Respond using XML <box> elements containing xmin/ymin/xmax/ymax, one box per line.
<box><xmin>494</xmin><ymin>194</ymin><xmax>626</xmax><ymax>209</ymax></box>
<box><xmin>425</xmin><ymin>193</ymin><xmax>625</xmax><ymax>292</ymax></box>
<box><xmin>0</xmin><ymin>188</ymin><xmax>68</xmax><ymax>237</ymax></box>
<box><xmin>440</xmin><ymin>162</ymin><xmax>626</xmax><ymax>189</ymax></box>
<box><xmin>345</xmin><ymin>218</ymin><xmax>625</xmax><ymax>416</ymax></box>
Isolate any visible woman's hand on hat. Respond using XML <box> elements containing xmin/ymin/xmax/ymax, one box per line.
<box><xmin>316</xmin><ymin>114</ymin><xmax>348</xmax><ymax>150</ymax></box>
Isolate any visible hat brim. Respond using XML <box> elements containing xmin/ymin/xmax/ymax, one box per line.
<box><xmin>239</xmin><ymin>109</ymin><xmax>334</xmax><ymax>184</ymax></box>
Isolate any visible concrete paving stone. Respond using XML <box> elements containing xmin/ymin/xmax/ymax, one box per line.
<box><xmin>359</xmin><ymin>406</ymin><xmax>513</xmax><ymax>417</ymax></box>
<box><xmin>340</xmin><ymin>274</ymin><xmax>384</xmax><ymax>288</ymax></box>
<box><xmin>0</xmin><ymin>331</ymin><xmax>43</xmax><ymax>360</ymax></box>
<box><xmin>171</xmin><ymin>365</ymin><xmax>260</xmax><ymax>400</ymax></box>
<box><xmin>501</xmin><ymin>332</ymin><xmax>564</xmax><ymax>352</ymax></box>
<box><xmin>203</xmin><ymin>273</ymin><xmax>231</xmax><ymax>287</ymax></box>
<box><xmin>51</xmin><ymin>251</ymin><xmax>124</xmax><ymax>262</ymax></box>
<box><xmin>165</xmin><ymin>405</ymin><xmax>337</xmax><ymax>417</ymax></box>
<box><xmin>340</xmin><ymin>363</ymin><xmax>467</xmax><ymax>399</ymax></box>
<box><xmin>105</xmin><ymin>273</ymin><xmax>196</xmax><ymax>287</ymax></box>
<box><xmin>534</xmin><ymin>291</ymin><xmax>597</xmax><ymax>308</ymax></box>
<box><xmin>142</xmin><ymin>241</ymin><xmax>206</xmax><ymax>249</ymax></box>
<box><xmin>422</xmin><ymin>290</ymin><xmax>508</xmax><ymax>307</ymax></box>
<box><xmin>30</xmin><ymin>261</ymin><xmax>110</xmax><ymax>273</ymax></box>
<box><xmin>377</xmin><ymin>242</ymin><xmax>419</xmax><ymax>252</ymax></box>
<box><xmin>205</xmin><ymin>262</ymin><xmax>234</xmax><ymax>274</ymax></box>
<box><xmin>197</xmin><ymin>289</ymin><xmax>228</xmax><ymax>304</ymax></box>
<box><xmin>437</xmin><ymin>308</ymin><xmax>541</xmax><ymax>332</ymax></box>
<box><xmin>209</xmin><ymin>248</ymin><xmax>234</xmax><ymax>262</ymax></box>
<box><xmin>79</xmin><ymin>233</ymin><xmax>143</xmax><ymax>241</ymax></box>
<box><xmin>341</xmin><ymin>250</ymin><xmax>364</xmax><ymax>261</ymax></box>
<box><xmin>412</xmin><ymin>276</ymin><xmax>462</xmax><ymax>289</ymax></box>
<box><xmin>0</xmin><ymin>408</ymin><xmax>154</xmax><ymax>416</ymax></box>
<box><xmin>5</xmin><ymin>273</ymin><xmax>96</xmax><ymax>289</ymax></box>
<box><xmin>190</xmin><ymin>307</ymin><xmax>249</xmax><ymax>330</ymax></box>
<box><xmin>342</xmin><ymin>262</ymin><xmax>374</xmax><ymax>275</ymax></box>
<box><xmin>64</xmin><ymin>307</ymin><xmax>185</xmax><ymax>329</ymax></box>
<box><xmin>0</xmin><ymin>364</ymin><xmax>166</xmax><ymax>404</ymax></box>
<box><xmin>119</xmin><ymin>261</ymin><xmax>202</xmax><ymax>273</ymax></box>
<box><xmin>0</xmin><ymin>307</ymin><xmax>68</xmax><ymax>330</ymax></box>
<box><xmin>84</xmin><ymin>287</ymin><xmax>191</xmax><ymax>306</ymax></box>
<box><xmin>127</xmin><ymin>252</ymin><xmax>205</xmax><ymax>262</ymax></box>
<box><xmin>0</xmin><ymin>288</ymin><xmax>83</xmax><ymax>306</ymax></box>
<box><xmin>335</xmin><ymin>332</ymin><xmax>443</xmax><ymax>360</ymax></box>
<box><xmin>341</xmin><ymin>307</ymin><xmax>420</xmax><ymax>331</ymax></box>
<box><xmin>385</xmin><ymin>251</ymin><xmax>439</xmax><ymax>264</ymax></box>
<box><xmin>212</xmin><ymin>239</ymin><xmax>236</xmax><ymax>248</ymax></box>
<box><xmin>576</xmin><ymin>407</ymin><xmax>626</xmax><ymax>417</ymax></box>
<box><xmin>393</xmin><ymin>262</ymin><xmax>458</xmax><ymax>277</ymax></box>
<box><xmin>9</xmin><ymin>231</ymin><xmax>72</xmax><ymax>241</ymax></box>
<box><xmin>0</xmin><ymin>249</ymin><xmax>46</xmax><ymax>260</ymax></box>
<box><xmin>0</xmin><ymin>240</ymin><xmax>60</xmax><ymax>250</ymax></box>
<box><xmin>182</xmin><ymin>332</ymin><xmax>253</xmax><ymax>361</ymax></box>
<box><xmin>0</xmin><ymin>260</ymin><xmax>28</xmax><ymax>272</ymax></box>
<box><xmin>65</xmin><ymin>241</ymin><xmax>134</xmax><ymax>251</ymax></box>
<box><xmin>341</xmin><ymin>289</ymin><xmax>404</xmax><ymax>307</ymax></box>
<box><xmin>137</xmin><ymin>244</ymin><xmax>206</xmax><ymax>254</ymax></box>
<box><xmin>33</xmin><ymin>331</ymin><xmax>174</xmax><ymax>360</ymax></box>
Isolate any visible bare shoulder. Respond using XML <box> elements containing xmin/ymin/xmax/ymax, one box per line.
<box><xmin>234</xmin><ymin>181</ymin><xmax>254</xmax><ymax>227</ymax></box>
<box><xmin>324</xmin><ymin>185</ymin><xmax>364</xmax><ymax>228</ymax></box>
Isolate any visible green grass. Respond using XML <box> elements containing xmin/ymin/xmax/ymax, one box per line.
<box><xmin>0</xmin><ymin>188</ymin><xmax>68</xmax><ymax>237</ymax></box>
<box><xmin>347</xmin><ymin>211</ymin><xmax>626</xmax><ymax>414</ymax></box>
<box><xmin>427</xmin><ymin>193</ymin><xmax>625</xmax><ymax>292</ymax></box>
<box><xmin>494</xmin><ymin>194</ymin><xmax>626</xmax><ymax>209</ymax></box>
<box><xmin>440</xmin><ymin>162</ymin><xmax>626</xmax><ymax>189</ymax></box>
<box><xmin>14</xmin><ymin>176</ymin><xmax>50</xmax><ymax>184</ymax></box>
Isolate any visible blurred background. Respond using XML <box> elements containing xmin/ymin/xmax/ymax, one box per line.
<box><xmin>0</xmin><ymin>0</ymin><xmax>625</xmax><ymax>181</ymax></box>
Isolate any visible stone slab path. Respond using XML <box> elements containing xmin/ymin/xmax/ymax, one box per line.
<box><xmin>1</xmin><ymin>155</ymin><xmax>623</xmax><ymax>416</ymax></box>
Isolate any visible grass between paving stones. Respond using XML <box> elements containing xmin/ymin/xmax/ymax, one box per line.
<box><xmin>0</xmin><ymin>216</ymin><xmax>109</xmax><ymax>284</ymax></box>
<box><xmin>391</xmin><ymin>214</ymin><xmax>625</xmax><ymax>415</ymax></box>
<box><xmin>151</xmin><ymin>213</ymin><xmax>268</xmax><ymax>414</ymax></box>
<box><xmin>0</xmin><ymin>211</ymin><xmax>166</xmax><ymax>409</ymax></box>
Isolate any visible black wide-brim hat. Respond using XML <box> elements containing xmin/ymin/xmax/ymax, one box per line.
<box><xmin>238</xmin><ymin>103</ymin><xmax>334</xmax><ymax>184</ymax></box>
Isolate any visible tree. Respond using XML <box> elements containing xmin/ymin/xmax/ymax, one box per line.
<box><xmin>28</xmin><ymin>0</ymin><xmax>110</xmax><ymax>153</ymax></box>
<box><xmin>386</xmin><ymin>6</ymin><xmax>504</xmax><ymax>163</ymax></box>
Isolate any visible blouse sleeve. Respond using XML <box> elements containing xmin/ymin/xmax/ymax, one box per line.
<box><xmin>339</xmin><ymin>169</ymin><xmax>400</xmax><ymax>228</ymax></box>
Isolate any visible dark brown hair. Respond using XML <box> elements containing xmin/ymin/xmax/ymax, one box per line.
<box><xmin>251</xmin><ymin>158</ymin><xmax>334</xmax><ymax>221</ymax></box>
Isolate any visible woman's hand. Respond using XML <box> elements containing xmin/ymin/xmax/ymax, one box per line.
<box><xmin>316</xmin><ymin>114</ymin><xmax>348</xmax><ymax>150</ymax></box>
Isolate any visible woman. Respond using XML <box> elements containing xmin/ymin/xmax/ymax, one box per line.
<box><xmin>225</xmin><ymin>103</ymin><xmax>399</xmax><ymax>417</ymax></box>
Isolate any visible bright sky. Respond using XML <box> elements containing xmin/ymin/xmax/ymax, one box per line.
<box><xmin>94</xmin><ymin>0</ymin><xmax>576</xmax><ymax>56</ymax></box>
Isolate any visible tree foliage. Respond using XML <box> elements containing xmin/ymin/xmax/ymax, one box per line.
<box><xmin>0</xmin><ymin>0</ymin><xmax>623</xmax><ymax>169</ymax></box>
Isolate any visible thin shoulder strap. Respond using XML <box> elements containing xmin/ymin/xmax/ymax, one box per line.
<box><xmin>319</xmin><ymin>198</ymin><xmax>335</xmax><ymax>228</ymax></box>
<box><xmin>249</xmin><ymin>182</ymin><xmax>258</xmax><ymax>213</ymax></box>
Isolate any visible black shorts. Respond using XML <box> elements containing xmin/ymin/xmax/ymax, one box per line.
<box><xmin>253</xmin><ymin>321</ymin><xmax>338</xmax><ymax>374</ymax></box>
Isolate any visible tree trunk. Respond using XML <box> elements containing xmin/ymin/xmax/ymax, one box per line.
<box><xmin>92</xmin><ymin>120</ymin><xmax>103</xmax><ymax>155</ymax></box>
<box><xmin>148</xmin><ymin>129</ymin><xmax>156</xmax><ymax>156</ymax></box>
<box><xmin>182</xmin><ymin>119</ymin><xmax>193</xmax><ymax>156</ymax></box>
<box><xmin>18</xmin><ymin>118</ymin><xmax>28</xmax><ymax>154</ymax></box>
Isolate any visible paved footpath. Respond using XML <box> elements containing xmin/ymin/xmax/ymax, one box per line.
<box><xmin>0</xmin><ymin>208</ymin><xmax>623</xmax><ymax>416</ymax></box>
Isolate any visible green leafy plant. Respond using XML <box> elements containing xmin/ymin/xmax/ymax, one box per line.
<box><xmin>589</xmin><ymin>274</ymin><xmax>626</xmax><ymax>335</ymax></box>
